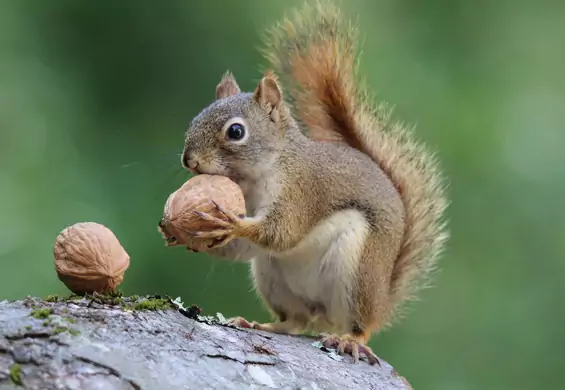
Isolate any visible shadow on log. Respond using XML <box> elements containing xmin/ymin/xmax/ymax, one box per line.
<box><xmin>0</xmin><ymin>296</ymin><xmax>412</xmax><ymax>390</ymax></box>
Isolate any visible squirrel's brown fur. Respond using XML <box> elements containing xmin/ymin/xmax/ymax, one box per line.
<box><xmin>179</xmin><ymin>0</ymin><xmax>448</xmax><ymax>365</ymax></box>
<box><xmin>262</xmin><ymin>0</ymin><xmax>449</xmax><ymax>315</ymax></box>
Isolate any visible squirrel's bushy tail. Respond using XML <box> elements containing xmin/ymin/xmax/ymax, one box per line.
<box><xmin>262</xmin><ymin>0</ymin><xmax>449</xmax><ymax>316</ymax></box>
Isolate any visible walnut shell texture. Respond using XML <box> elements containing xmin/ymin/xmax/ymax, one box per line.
<box><xmin>53</xmin><ymin>222</ymin><xmax>130</xmax><ymax>295</ymax></box>
<box><xmin>159</xmin><ymin>174</ymin><xmax>246</xmax><ymax>249</ymax></box>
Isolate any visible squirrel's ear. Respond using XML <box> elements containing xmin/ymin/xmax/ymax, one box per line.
<box><xmin>216</xmin><ymin>71</ymin><xmax>241</xmax><ymax>100</ymax></box>
<box><xmin>253</xmin><ymin>71</ymin><xmax>283</xmax><ymax>121</ymax></box>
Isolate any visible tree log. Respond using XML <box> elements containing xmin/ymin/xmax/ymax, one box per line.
<box><xmin>0</xmin><ymin>296</ymin><xmax>411</xmax><ymax>390</ymax></box>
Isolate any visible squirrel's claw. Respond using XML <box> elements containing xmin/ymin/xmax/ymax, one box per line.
<box><xmin>225</xmin><ymin>316</ymin><xmax>297</xmax><ymax>334</ymax></box>
<box><xmin>321</xmin><ymin>334</ymin><xmax>381</xmax><ymax>366</ymax></box>
<box><xmin>189</xmin><ymin>203</ymin><xmax>256</xmax><ymax>248</ymax></box>
<box><xmin>186</xmin><ymin>229</ymin><xmax>234</xmax><ymax>250</ymax></box>
<box><xmin>225</xmin><ymin>316</ymin><xmax>258</xmax><ymax>329</ymax></box>
<box><xmin>210</xmin><ymin>200</ymin><xmax>244</xmax><ymax>223</ymax></box>
<box><xmin>193</xmin><ymin>210</ymin><xmax>231</xmax><ymax>228</ymax></box>
<box><xmin>187</xmin><ymin>220</ymin><xmax>238</xmax><ymax>249</ymax></box>
<box><xmin>189</xmin><ymin>228</ymin><xmax>234</xmax><ymax>240</ymax></box>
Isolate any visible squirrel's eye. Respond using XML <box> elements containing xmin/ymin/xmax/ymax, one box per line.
<box><xmin>226</xmin><ymin>123</ymin><xmax>245</xmax><ymax>141</ymax></box>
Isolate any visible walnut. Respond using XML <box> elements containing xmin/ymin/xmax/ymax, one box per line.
<box><xmin>53</xmin><ymin>222</ymin><xmax>130</xmax><ymax>295</ymax></box>
<box><xmin>158</xmin><ymin>174</ymin><xmax>246</xmax><ymax>251</ymax></box>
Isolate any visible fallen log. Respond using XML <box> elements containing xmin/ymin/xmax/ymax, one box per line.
<box><xmin>0</xmin><ymin>295</ymin><xmax>411</xmax><ymax>390</ymax></box>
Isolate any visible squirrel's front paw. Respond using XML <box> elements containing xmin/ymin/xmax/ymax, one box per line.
<box><xmin>189</xmin><ymin>200</ymin><xmax>257</xmax><ymax>248</ymax></box>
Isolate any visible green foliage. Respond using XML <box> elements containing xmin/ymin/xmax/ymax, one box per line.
<box><xmin>45</xmin><ymin>295</ymin><xmax>60</xmax><ymax>303</ymax></box>
<box><xmin>29</xmin><ymin>308</ymin><xmax>53</xmax><ymax>319</ymax></box>
<box><xmin>10</xmin><ymin>363</ymin><xmax>22</xmax><ymax>385</ymax></box>
<box><xmin>1</xmin><ymin>1</ymin><xmax>563</xmax><ymax>389</ymax></box>
<box><xmin>132</xmin><ymin>297</ymin><xmax>172</xmax><ymax>311</ymax></box>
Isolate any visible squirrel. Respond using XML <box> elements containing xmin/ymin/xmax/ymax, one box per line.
<box><xmin>179</xmin><ymin>0</ymin><xmax>448</xmax><ymax>365</ymax></box>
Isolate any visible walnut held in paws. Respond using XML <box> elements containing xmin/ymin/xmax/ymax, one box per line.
<box><xmin>158</xmin><ymin>174</ymin><xmax>246</xmax><ymax>250</ymax></box>
<box><xmin>53</xmin><ymin>222</ymin><xmax>130</xmax><ymax>295</ymax></box>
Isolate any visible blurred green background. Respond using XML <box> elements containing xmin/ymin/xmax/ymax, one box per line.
<box><xmin>1</xmin><ymin>1</ymin><xmax>563</xmax><ymax>389</ymax></box>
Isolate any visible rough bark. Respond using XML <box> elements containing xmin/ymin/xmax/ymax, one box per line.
<box><xmin>0</xmin><ymin>296</ymin><xmax>412</xmax><ymax>390</ymax></box>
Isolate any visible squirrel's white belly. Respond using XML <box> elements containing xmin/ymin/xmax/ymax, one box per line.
<box><xmin>253</xmin><ymin>209</ymin><xmax>369</xmax><ymax>331</ymax></box>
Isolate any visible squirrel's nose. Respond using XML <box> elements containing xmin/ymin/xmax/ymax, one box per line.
<box><xmin>188</xmin><ymin>160</ymin><xmax>199</xmax><ymax>170</ymax></box>
<box><xmin>181</xmin><ymin>151</ymin><xmax>199</xmax><ymax>171</ymax></box>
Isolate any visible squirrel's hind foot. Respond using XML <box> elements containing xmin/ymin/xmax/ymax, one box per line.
<box><xmin>226</xmin><ymin>316</ymin><xmax>303</xmax><ymax>335</ymax></box>
<box><xmin>321</xmin><ymin>333</ymin><xmax>381</xmax><ymax>366</ymax></box>
<box><xmin>225</xmin><ymin>316</ymin><xmax>258</xmax><ymax>329</ymax></box>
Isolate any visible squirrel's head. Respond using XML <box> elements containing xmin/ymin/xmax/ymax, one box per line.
<box><xmin>181</xmin><ymin>71</ymin><xmax>292</xmax><ymax>182</ymax></box>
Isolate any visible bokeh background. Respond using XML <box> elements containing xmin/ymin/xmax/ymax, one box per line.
<box><xmin>1</xmin><ymin>1</ymin><xmax>563</xmax><ymax>389</ymax></box>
